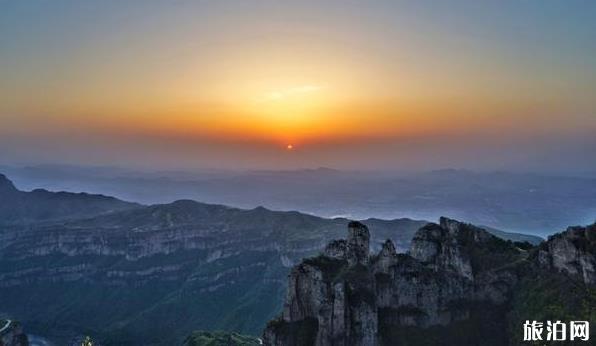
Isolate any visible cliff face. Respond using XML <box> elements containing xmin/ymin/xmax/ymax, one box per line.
<box><xmin>263</xmin><ymin>218</ymin><xmax>596</xmax><ymax>346</ymax></box>
<box><xmin>0</xmin><ymin>175</ymin><xmax>430</xmax><ymax>345</ymax></box>
<box><xmin>266</xmin><ymin>222</ymin><xmax>378</xmax><ymax>346</ymax></box>
<box><xmin>538</xmin><ymin>223</ymin><xmax>596</xmax><ymax>285</ymax></box>
<box><xmin>0</xmin><ymin>174</ymin><xmax>544</xmax><ymax>345</ymax></box>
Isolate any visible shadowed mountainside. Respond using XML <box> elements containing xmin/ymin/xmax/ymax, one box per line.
<box><xmin>0</xmin><ymin>173</ymin><xmax>140</xmax><ymax>225</ymax></box>
<box><xmin>0</xmin><ymin>173</ymin><xmax>541</xmax><ymax>345</ymax></box>
<box><xmin>263</xmin><ymin>219</ymin><xmax>595</xmax><ymax>346</ymax></box>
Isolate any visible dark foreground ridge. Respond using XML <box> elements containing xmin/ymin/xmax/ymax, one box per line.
<box><xmin>263</xmin><ymin>218</ymin><xmax>596</xmax><ymax>346</ymax></box>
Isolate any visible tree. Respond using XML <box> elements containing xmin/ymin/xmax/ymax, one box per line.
<box><xmin>81</xmin><ymin>336</ymin><xmax>94</xmax><ymax>346</ymax></box>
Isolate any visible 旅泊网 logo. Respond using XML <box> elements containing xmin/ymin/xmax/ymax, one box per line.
<box><xmin>523</xmin><ymin>320</ymin><xmax>590</xmax><ymax>342</ymax></box>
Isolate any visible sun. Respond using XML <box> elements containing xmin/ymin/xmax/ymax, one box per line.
<box><xmin>286</xmin><ymin>144</ymin><xmax>294</xmax><ymax>150</ymax></box>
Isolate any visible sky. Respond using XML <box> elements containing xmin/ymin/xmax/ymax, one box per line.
<box><xmin>1</xmin><ymin>0</ymin><xmax>595</xmax><ymax>172</ymax></box>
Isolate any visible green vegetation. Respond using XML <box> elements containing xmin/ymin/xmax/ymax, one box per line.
<box><xmin>0</xmin><ymin>250</ymin><xmax>286</xmax><ymax>345</ymax></box>
<box><xmin>183</xmin><ymin>330</ymin><xmax>261</xmax><ymax>346</ymax></box>
<box><xmin>302</xmin><ymin>255</ymin><xmax>347</xmax><ymax>281</ymax></box>
<box><xmin>379</xmin><ymin>303</ymin><xmax>510</xmax><ymax>346</ymax></box>
<box><xmin>81</xmin><ymin>336</ymin><xmax>94</xmax><ymax>346</ymax></box>
<box><xmin>331</xmin><ymin>263</ymin><xmax>377</xmax><ymax>307</ymax></box>
<box><xmin>512</xmin><ymin>241</ymin><xmax>535</xmax><ymax>250</ymax></box>
<box><xmin>507</xmin><ymin>270</ymin><xmax>596</xmax><ymax>345</ymax></box>
<box><xmin>265</xmin><ymin>318</ymin><xmax>318</xmax><ymax>346</ymax></box>
<box><xmin>456</xmin><ymin>225</ymin><xmax>526</xmax><ymax>273</ymax></box>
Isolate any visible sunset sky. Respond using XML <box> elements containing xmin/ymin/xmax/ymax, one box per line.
<box><xmin>1</xmin><ymin>1</ymin><xmax>595</xmax><ymax>172</ymax></box>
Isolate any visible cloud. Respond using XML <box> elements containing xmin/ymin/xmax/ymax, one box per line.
<box><xmin>261</xmin><ymin>85</ymin><xmax>324</xmax><ymax>101</ymax></box>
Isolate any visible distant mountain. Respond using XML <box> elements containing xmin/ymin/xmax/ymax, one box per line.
<box><xmin>478</xmin><ymin>224</ymin><xmax>542</xmax><ymax>244</ymax></box>
<box><xmin>0</xmin><ymin>173</ymin><xmax>140</xmax><ymax>225</ymax></box>
<box><xmin>5</xmin><ymin>165</ymin><xmax>596</xmax><ymax>236</ymax></box>
<box><xmin>0</xmin><ymin>173</ymin><xmax>541</xmax><ymax>345</ymax></box>
<box><xmin>264</xmin><ymin>218</ymin><xmax>596</xmax><ymax>346</ymax></box>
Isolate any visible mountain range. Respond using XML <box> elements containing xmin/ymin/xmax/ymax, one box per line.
<box><xmin>0</xmin><ymin>173</ymin><xmax>542</xmax><ymax>345</ymax></box>
<box><xmin>4</xmin><ymin>165</ymin><xmax>596</xmax><ymax>237</ymax></box>
<box><xmin>0</xmin><ymin>173</ymin><xmax>138</xmax><ymax>225</ymax></box>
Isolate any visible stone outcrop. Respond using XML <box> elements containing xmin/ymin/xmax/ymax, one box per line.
<box><xmin>263</xmin><ymin>218</ymin><xmax>596</xmax><ymax>346</ymax></box>
<box><xmin>538</xmin><ymin>223</ymin><xmax>596</xmax><ymax>284</ymax></box>
<box><xmin>323</xmin><ymin>240</ymin><xmax>347</xmax><ymax>259</ymax></box>
<box><xmin>346</xmin><ymin>221</ymin><xmax>370</xmax><ymax>265</ymax></box>
<box><xmin>410</xmin><ymin>218</ymin><xmax>477</xmax><ymax>280</ymax></box>
<box><xmin>264</xmin><ymin>222</ymin><xmax>378</xmax><ymax>346</ymax></box>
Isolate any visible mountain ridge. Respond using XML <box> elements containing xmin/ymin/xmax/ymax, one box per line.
<box><xmin>0</xmin><ymin>173</ymin><xmax>544</xmax><ymax>344</ymax></box>
<box><xmin>263</xmin><ymin>218</ymin><xmax>595</xmax><ymax>346</ymax></box>
<box><xmin>0</xmin><ymin>173</ymin><xmax>141</xmax><ymax>225</ymax></box>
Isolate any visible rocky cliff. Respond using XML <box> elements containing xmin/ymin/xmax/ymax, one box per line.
<box><xmin>538</xmin><ymin>223</ymin><xmax>596</xmax><ymax>285</ymax></box>
<box><xmin>263</xmin><ymin>218</ymin><xmax>596</xmax><ymax>346</ymax></box>
<box><xmin>0</xmin><ymin>175</ymin><xmax>428</xmax><ymax>345</ymax></box>
<box><xmin>0</xmin><ymin>173</ymin><xmax>543</xmax><ymax>345</ymax></box>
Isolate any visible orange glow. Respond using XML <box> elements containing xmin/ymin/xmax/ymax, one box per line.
<box><xmin>4</xmin><ymin>27</ymin><xmax>590</xmax><ymax>149</ymax></box>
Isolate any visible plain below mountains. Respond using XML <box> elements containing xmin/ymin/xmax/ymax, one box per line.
<box><xmin>0</xmin><ymin>173</ymin><xmax>541</xmax><ymax>345</ymax></box>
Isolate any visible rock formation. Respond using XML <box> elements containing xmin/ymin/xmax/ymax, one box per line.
<box><xmin>263</xmin><ymin>218</ymin><xmax>596</xmax><ymax>346</ymax></box>
<box><xmin>538</xmin><ymin>223</ymin><xmax>596</xmax><ymax>284</ymax></box>
<box><xmin>264</xmin><ymin>222</ymin><xmax>378</xmax><ymax>346</ymax></box>
<box><xmin>0</xmin><ymin>174</ymin><xmax>430</xmax><ymax>344</ymax></box>
<box><xmin>0</xmin><ymin>174</ymin><xmax>549</xmax><ymax>345</ymax></box>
